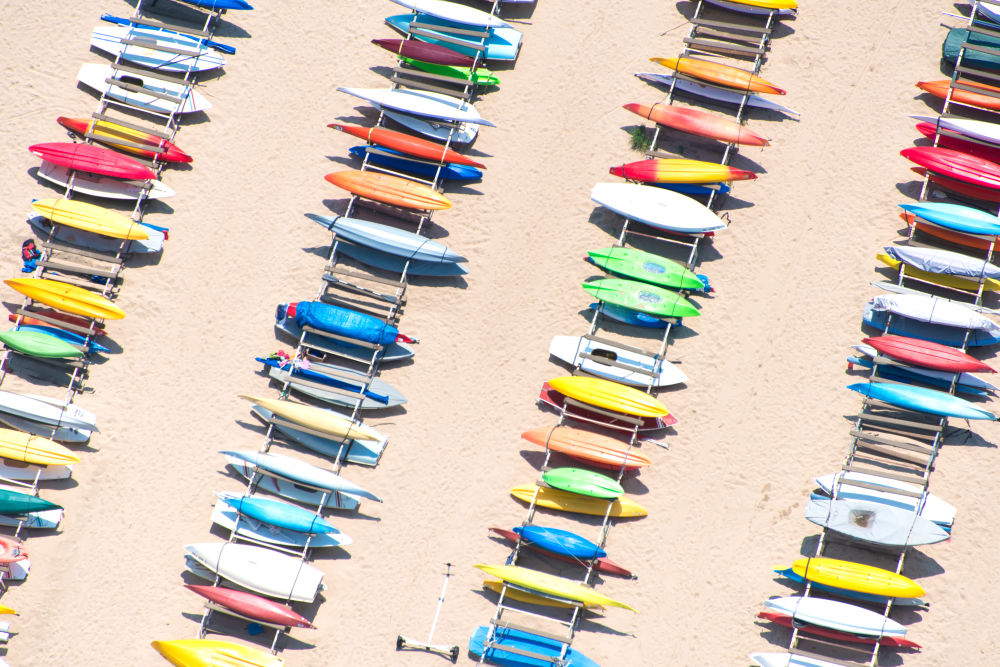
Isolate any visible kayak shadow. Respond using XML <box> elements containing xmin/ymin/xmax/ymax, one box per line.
<box><xmin>941</xmin><ymin>426</ymin><xmax>998</xmax><ymax>448</ymax></box>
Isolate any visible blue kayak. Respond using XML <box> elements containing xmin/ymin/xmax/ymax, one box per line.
<box><xmin>468</xmin><ymin>625</ymin><xmax>598</xmax><ymax>667</ymax></box>
<box><xmin>385</xmin><ymin>14</ymin><xmax>521</xmax><ymax>61</ymax></box>
<box><xmin>514</xmin><ymin>525</ymin><xmax>606</xmax><ymax>559</ymax></box>
<box><xmin>18</xmin><ymin>325</ymin><xmax>109</xmax><ymax>354</ymax></box>
<box><xmin>899</xmin><ymin>202</ymin><xmax>1000</xmax><ymax>236</ymax></box>
<box><xmin>220</xmin><ymin>493</ymin><xmax>334</xmax><ymax>534</ymax></box>
<box><xmin>847</xmin><ymin>381</ymin><xmax>997</xmax><ymax>420</ymax></box>
<box><xmin>589</xmin><ymin>302</ymin><xmax>668</xmax><ymax>328</ymax></box>
<box><xmin>184</xmin><ymin>0</ymin><xmax>253</xmax><ymax>10</ymax></box>
<box><xmin>863</xmin><ymin>305</ymin><xmax>1000</xmax><ymax>347</ymax></box>
<box><xmin>348</xmin><ymin>146</ymin><xmax>482</xmax><ymax>182</ymax></box>
<box><xmin>278</xmin><ymin>301</ymin><xmax>406</xmax><ymax>347</ymax></box>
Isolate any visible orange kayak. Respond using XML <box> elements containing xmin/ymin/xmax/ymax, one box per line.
<box><xmin>651</xmin><ymin>57</ymin><xmax>786</xmax><ymax>95</ymax></box>
<box><xmin>610</xmin><ymin>158</ymin><xmax>757</xmax><ymax>184</ymax></box>
<box><xmin>521</xmin><ymin>426</ymin><xmax>651</xmax><ymax>471</ymax></box>
<box><xmin>324</xmin><ymin>170</ymin><xmax>452</xmax><ymax>211</ymax></box>
<box><xmin>623</xmin><ymin>103</ymin><xmax>769</xmax><ymax>147</ymax></box>
<box><xmin>328</xmin><ymin>123</ymin><xmax>485</xmax><ymax>169</ymax></box>
<box><xmin>917</xmin><ymin>79</ymin><xmax>1000</xmax><ymax>112</ymax></box>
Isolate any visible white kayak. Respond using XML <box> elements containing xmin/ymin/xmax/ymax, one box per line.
<box><xmin>548</xmin><ymin>335</ymin><xmax>687</xmax><ymax>387</ymax></box>
<box><xmin>77</xmin><ymin>63</ymin><xmax>211</xmax><ymax>115</ymax></box>
<box><xmin>884</xmin><ymin>245</ymin><xmax>1000</xmax><ymax>280</ymax></box>
<box><xmin>763</xmin><ymin>596</ymin><xmax>907</xmax><ymax>637</ymax></box>
<box><xmin>869</xmin><ymin>293</ymin><xmax>1000</xmax><ymax>336</ymax></box>
<box><xmin>390</xmin><ymin>0</ymin><xmax>512</xmax><ymax>28</ymax></box>
<box><xmin>815</xmin><ymin>471</ymin><xmax>956</xmax><ymax>527</ymax></box>
<box><xmin>0</xmin><ymin>410</ymin><xmax>92</xmax><ymax>443</ymax></box>
<box><xmin>0</xmin><ymin>508</ymin><xmax>62</xmax><ymax>529</ymax></box>
<box><xmin>0</xmin><ymin>391</ymin><xmax>97</xmax><ymax>432</ymax></box>
<box><xmin>805</xmin><ymin>497</ymin><xmax>951</xmax><ymax>546</ymax></box>
<box><xmin>222</xmin><ymin>450</ymin><xmax>381</xmax><ymax>502</ymax></box>
<box><xmin>750</xmin><ymin>653</ymin><xmax>846</xmax><ymax>667</ymax></box>
<box><xmin>0</xmin><ymin>460</ymin><xmax>73</xmax><ymax>482</ymax></box>
<box><xmin>249</xmin><ymin>405</ymin><xmax>386</xmax><ymax>467</ymax></box>
<box><xmin>634</xmin><ymin>72</ymin><xmax>800</xmax><ymax>117</ymax></box>
<box><xmin>591</xmin><ymin>182</ymin><xmax>726</xmax><ymax>234</ymax></box>
<box><xmin>338</xmin><ymin>87</ymin><xmax>494</xmax><ymax>126</ymax></box>
<box><xmin>89</xmin><ymin>24</ymin><xmax>225</xmax><ymax>72</ymax></box>
<box><xmin>316</xmin><ymin>215</ymin><xmax>466</xmax><ymax>263</ymax></box>
<box><xmin>210</xmin><ymin>497</ymin><xmax>353</xmax><ymax>549</ymax></box>
<box><xmin>911</xmin><ymin>114</ymin><xmax>1000</xmax><ymax>147</ymax></box>
<box><xmin>382</xmin><ymin>108</ymin><xmax>479</xmax><ymax>144</ymax></box>
<box><xmin>37</xmin><ymin>162</ymin><xmax>175</xmax><ymax>200</ymax></box>
<box><xmin>184</xmin><ymin>542</ymin><xmax>325</xmax><ymax>603</ymax></box>
<box><xmin>228</xmin><ymin>457</ymin><xmax>362</xmax><ymax>511</ymax></box>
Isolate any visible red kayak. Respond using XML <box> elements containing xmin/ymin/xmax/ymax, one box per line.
<box><xmin>184</xmin><ymin>585</ymin><xmax>314</xmax><ymax>629</ymax></box>
<box><xmin>57</xmin><ymin>116</ymin><xmax>192</xmax><ymax>164</ymax></box>
<box><xmin>757</xmin><ymin>611</ymin><xmax>921</xmax><ymax>649</ymax></box>
<box><xmin>915</xmin><ymin>122</ymin><xmax>1000</xmax><ymax>164</ymax></box>
<box><xmin>911</xmin><ymin>167</ymin><xmax>1000</xmax><ymax>203</ymax></box>
<box><xmin>623</xmin><ymin>103</ymin><xmax>769</xmax><ymax>147</ymax></box>
<box><xmin>538</xmin><ymin>382</ymin><xmax>677</xmax><ymax>432</ymax></box>
<box><xmin>901</xmin><ymin>146</ymin><xmax>1000</xmax><ymax>191</ymax></box>
<box><xmin>28</xmin><ymin>142</ymin><xmax>155</xmax><ymax>180</ymax></box>
<box><xmin>328</xmin><ymin>123</ymin><xmax>485</xmax><ymax>169</ymax></box>
<box><xmin>371</xmin><ymin>38</ymin><xmax>474</xmax><ymax>67</ymax></box>
<box><xmin>8</xmin><ymin>310</ymin><xmax>107</xmax><ymax>337</ymax></box>
<box><xmin>520</xmin><ymin>425</ymin><xmax>651</xmax><ymax>471</ymax></box>
<box><xmin>864</xmin><ymin>334</ymin><xmax>995</xmax><ymax>373</ymax></box>
<box><xmin>488</xmin><ymin>527</ymin><xmax>633</xmax><ymax>577</ymax></box>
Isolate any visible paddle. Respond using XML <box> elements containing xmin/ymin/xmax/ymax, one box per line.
<box><xmin>99</xmin><ymin>13</ymin><xmax>237</xmax><ymax>55</ymax></box>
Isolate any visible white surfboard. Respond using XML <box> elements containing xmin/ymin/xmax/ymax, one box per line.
<box><xmin>635</xmin><ymin>72</ymin><xmax>800</xmax><ymax>117</ymax></box>
<box><xmin>227</xmin><ymin>457</ymin><xmax>362</xmax><ymax>511</ymax></box>
<box><xmin>390</xmin><ymin>0</ymin><xmax>512</xmax><ymax>28</ymax></box>
<box><xmin>184</xmin><ymin>542</ymin><xmax>325</xmax><ymax>603</ymax></box>
<box><xmin>805</xmin><ymin>497</ymin><xmax>950</xmax><ymax>546</ymax></box>
<box><xmin>222</xmin><ymin>450</ymin><xmax>381</xmax><ymax>502</ymax></box>
<box><xmin>815</xmin><ymin>471</ymin><xmax>956</xmax><ymax>527</ymax></box>
<box><xmin>0</xmin><ymin>459</ymin><xmax>72</xmax><ymax>482</ymax></box>
<box><xmin>591</xmin><ymin>182</ymin><xmax>726</xmax><ymax>234</ymax></box>
<box><xmin>763</xmin><ymin>596</ymin><xmax>907</xmax><ymax>637</ymax></box>
<box><xmin>89</xmin><ymin>24</ymin><xmax>225</xmax><ymax>72</ymax></box>
<box><xmin>548</xmin><ymin>335</ymin><xmax>687</xmax><ymax>387</ymax></box>
<box><xmin>77</xmin><ymin>63</ymin><xmax>210</xmax><ymax>115</ymax></box>
<box><xmin>249</xmin><ymin>405</ymin><xmax>386</xmax><ymax>467</ymax></box>
<box><xmin>338</xmin><ymin>86</ymin><xmax>494</xmax><ymax>126</ymax></box>
<box><xmin>321</xmin><ymin>215</ymin><xmax>466</xmax><ymax>263</ymax></box>
<box><xmin>37</xmin><ymin>162</ymin><xmax>175</xmax><ymax>200</ymax></box>
<box><xmin>210</xmin><ymin>498</ymin><xmax>353</xmax><ymax>549</ymax></box>
<box><xmin>911</xmin><ymin>114</ymin><xmax>1000</xmax><ymax>147</ymax></box>
<box><xmin>382</xmin><ymin>108</ymin><xmax>478</xmax><ymax>144</ymax></box>
<box><xmin>0</xmin><ymin>391</ymin><xmax>97</xmax><ymax>432</ymax></box>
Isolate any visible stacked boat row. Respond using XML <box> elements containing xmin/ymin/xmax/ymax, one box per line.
<box><xmin>751</xmin><ymin>3</ymin><xmax>1000</xmax><ymax>666</ymax></box>
<box><xmin>468</xmin><ymin>1</ymin><xmax>798</xmax><ymax>665</ymax></box>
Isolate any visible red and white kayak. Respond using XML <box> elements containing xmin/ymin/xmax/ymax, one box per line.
<box><xmin>863</xmin><ymin>334</ymin><xmax>994</xmax><ymax>373</ymax></box>
<box><xmin>623</xmin><ymin>102</ymin><xmax>769</xmax><ymax>147</ymax></box>
<box><xmin>901</xmin><ymin>146</ymin><xmax>1000</xmax><ymax>191</ymax></box>
<box><xmin>29</xmin><ymin>142</ymin><xmax>155</xmax><ymax>180</ymax></box>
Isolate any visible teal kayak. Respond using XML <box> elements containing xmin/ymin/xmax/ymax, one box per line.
<box><xmin>899</xmin><ymin>202</ymin><xmax>1000</xmax><ymax>236</ymax></box>
<box><xmin>582</xmin><ymin>278</ymin><xmax>700</xmax><ymax>318</ymax></box>
<box><xmin>542</xmin><ymin>467</ymin><xmax>623</xmax><ymax>499</ymax></box>
<box><xmin>588</xmin><ymin>247</ymin><xmax>709</xmax><ymax>292</ymax></box>
<box><xmin>944</xmin><ymin>28</ymin><xmax>1000</xmax><ymax>70</ymax></box>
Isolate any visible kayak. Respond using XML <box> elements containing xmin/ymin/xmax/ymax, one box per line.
<box><xmin>371</xmin><ymin>38</ymin><xmax>474</xmax><ymax>67</ymax></box>
<box><xmin>489</xmin><ymin>527</ymin><xmax>631</xmax><ymax>577</ymax></box>
<box><xmin>16</xmin><ymin>325</ymin><xmax>108</xmax><ymax>354</ymax></box>
<box><xmin>384</xmin><ymin>14</ymin><xmax>522</xmax><ymax>61</ymax></box>
<box><xmin>316</xmin><ymin>215</ymin><xmax>465</xmax><ymax>263</ymax></box>
<box><xmin>221</xmin><ymin>450</ymin><xmax>381</xmax><ymax>502</ymax></box>
<box><xmin>151</xmin><ymin>640</ymin><xmax>281</xmax><ymax>667</ymax></box>
<box><xmin>238</xmin><ymin>394</ymin><xmax>381</xmax><ymax>442</ymax></box>
<box><xmin>916</xmin><ymin>121</ymin><xmax>1000</xmax><ymax>163</ymax></box>
<box><xmin>541</xmin><ymin>467</ymin><xmax>623</xmax><ymax>499</ymax></box>
<box><xmin>0</xmin><ymin>428</ymin><xmax>79</xmax><ymax>466</ymax></box>
<box><xmin>757</xmin><ymin>611</ymin><xmax>920</xmax><ymax>648</ymax></box>
<box><xmin>57</xmin><ymin>116</ymin><xmax>191</xmax><ymax>163</ymax></box>
<box><xmin>324</xmin><ymin>170</ymin><xmax>452</xmax><ymax>210</ymax></box>
<box><xmin>89</xmin><ymin>23</ymin><xmax>224</xmax><ymax>73</ymax></box>
<box><xmin>184</xmin><ymin>585</ymin><xmax>314</xmax><ymax>629</ymax></box>
<box><xmin>399</xmin><ymin>56</ymin><xmax>499</xmax><ymax>87</ymax></box>
<box><xmin>7</xmin><ymin>310</ymin><xmax>106</xmax><ymax>337</ymax></box>
<box><xmin>468</xmin><ymin>625</ymin><xmax>599</xmax><ymax>667</ymax></box>
<box><xmin>582</xmin><ymin>278</ymin><xmax>700</xmax><ymax>318</ymax></box>
<box><xmin>862</xmin><ymin>334</ymin><xmax>994</xmax><ymax>373</ymax></box>
<box><xmin>762</xmin><ymin>596</ymin><xmax>907</xmax><ymax>637</ymax></box>
<box><xmin>29</xmin><ymin>142</ymin><xmax>155</xmax><ymax>181</ymax></box>
<box><xmin>651</xmin><ymin>56</ymin><xmax>786</xmax><ymax>94</ymax></box>
<box><xmin>587</xmin><ymin>246</ymin><xmax>708</xmax><ymax>291</ymax></box>
<box><xmin>591</xmin><ymin>182</ymin><xmax>726</xmax><ymax>234</ymax></box>
<box><xmin>815</xmin><ymin>470</ymin><xmax>956</xmax><ymax>527</ymax></box>
<box><xmin>548</xmin><ymin>334</ymin><xmax>687</xmax><ymax>388</ymax></box>
<box><xmin>0</xmin><ymin>488</ymin><xmax>61</xmax><ymax>515</ymax></box>
<box><xmin>774</xmin><ymin>566</ymin><xmax>925</xmax><ymax>607</ymax></box>
<box><xmin>634</xmin><ymin>72</ymin><xmax>799</xmax><ymax>117</ymax></box>
<box><xmin>520</xmin><ymin>426</ymin><xmax>652</xmax><ymax>471</ymax></box>
<box><xmin>390</xmin><ymin>0</ymin><xmax>511</xmax><ymax>28</ymax></box>
<box><xmin>610</xmin><ymin>158</ymin><xmax>757</xmax><ymax>184</ymax></box>
<box><xmin>277</xmin><ymin>300</ymin><xmax>410</xmax><ymax>347</ymax></box>
<box><xmin>249</xmin><ymin>405</ymin><xmax>384</xmax><ymax>467</ymax></box>
<box><xmin>5</xmin><ymin>278</ymin><xmax>125</xmax><ymax>320</ymax></box>
<box><xmin>539</xmin><ymin>382</ymin><xmax>677</xmax><ymax>431</ymax></box>
<box><xmin>805</xmin><ymin>497</ymin><xmax>951</xmax><ymax>546</ymax></box>
<box><xmin>334</xmin><ymin>240</ymin><xmax>469</xmax><ymax>277</ymax></box>
<box><xmin>898</xmin><ymin>201</ymin><xmax>1000</xmax><ymax>236</ymax></box>
<box><xmin>511</xmin><ymin>485</ymin><xmax>647</xmax><ymax>518</ymax></box>
<box><xmin>274</xmin><ymin>306</ymin><xmax>414</xmax><ymax>362</ymax></box>
<box><xmin>849</xmin><ymin>349</ymin><xmax>994</xmax><ymax>396</ymax></box>
<box><xmin>867</xmin><ymin>293</ymin><xmax>1000</xmax><ymax>342</ymax></box>
<box><xmin>327</xmin><ymin>123</ymin><xmax>486</xmax><ymax>168</ymax></box>
<box><xmin>917</xmin><ymin>79</ymin><xmax>1000</xmax><ymax>112</ymax></box>
<box><xmin>347</xmin><ymin>146</ymin><xmax>482</xmax><ymax>181</ymax></box>
<box><xmin>0</xmin><ymin>329</ymin><xmax>83</xmax><ymax>359</ymax></box>
<box><xmin>481</xmin><ymin>580</ymin><xmax>597</xmax><ymax>609</ymax></box>
<box><xmin>512</xmin><ymin>525</ymin><xmax>606</xmax><ymax>559</ymax></box>
<box><xmin>474</xmin><ymin>564</ymin><xmax>636</xmax><ymax>611</ymax></box>
<box><xmin>877</xmin><ymin>250</ymin><xmax>1000</xmax><ymax>292</ymax></box>
<box><xmin>786</xmin><ymin>557</ymin><xmax>924</xmax><ymax>598</ymax></box>
<box><xmin>30</xmin><ymin>198</ymin><xmax>148</xmax><ymax>241</ymax></box>
<box><xmin>911</xmin><ymin>114</ymin><xmax>1000</xmax><ymax>147</ymax></box>
<box><xmin>901</xmin><ymin>146</ymin><xmax>1000</xmax><ymax>190</ymax></box>
<box><xmin>847</xmin><ymin>381</ymin><xmax>996</xmax><ymax>420</ymax></box>
<box><xmin>337</xmin><ymin>87</ymin><xmax>494</xmax><ymax>126</ymax></box>
<box><xmin>548</xmin><ymin>376</ymin><xmax>670</xmax><ymax>418</ymax></box>
<box><xmin>623</xmin><ymin>102</ymin><xmax>769</xmax><ymax>146</ymax></box>
<box><xmin>217</xmin><ymin>492</ymin><xmax>334</xmax><ymax>534</ymax></box>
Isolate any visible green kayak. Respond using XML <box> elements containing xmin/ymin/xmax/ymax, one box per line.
<box><xmin>542</xmin><ymin>467</ymin><xmax>623</xmax><ymax>500</ymax></box>
<box><xmin>0</xmin><ymin>488</ymin><xmax>61</xmax><ymax>515</ymax></box>
<box><xmin>399</xmin><ymin>56</ymin><xmax>500</xmax><ymax>87</ymax></box>
<box><xmin>582</xmin><ymin>278</ymin><xmax>701</xmax><ymax>318</ymax></box>
<box><xmin>0</xmin><ymin>329</ymin><xmax>83</xmax><ymax>359</ymax></box>
<box><xmin>588</xmin><ymin>247</ymin><xmax>708</xmax><ymax>292</ymax></box>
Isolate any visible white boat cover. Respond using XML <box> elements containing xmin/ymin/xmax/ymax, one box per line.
<box><xmin>805</xmin><ymin>497</ymin><xmax>950</xmax><ymax>546</ymax></box>
<box><xmin>885</xmin><ymin>245</ymin><xmax>1000</xmax><ymax>279</ymax></box>
<box><xmin>869</xmin><ymin>293</ymin><xmax>1000</xmax><ymax>336</ymax></box>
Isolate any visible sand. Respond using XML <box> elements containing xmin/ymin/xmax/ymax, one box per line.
<box><xmin>0</xmin><ymin>0</ymin><xmax>998</xmax><ymax>664</ymax></box>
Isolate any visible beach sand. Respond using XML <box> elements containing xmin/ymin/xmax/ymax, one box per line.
<box><xmin>0</xmin><ymin>0</ymin><xmax>998</xmax><ymax>664</ymax></box>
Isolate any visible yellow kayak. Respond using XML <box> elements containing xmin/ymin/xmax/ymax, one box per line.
<box><xmin>727</xmin><ymin>0</ymin><xmax>796</xmax><ymax>8</ymax></box>
<box><xmin>151</xmin><ymin>639</ymin><xmax>283</xmax><ymax>667</ymax></box>
<box><xmin>475</xmin><ymin>564</ymin><xmax>636</xmax><ymax>612</ymax></box>
<box><xmin>482</xmin><ymin>580</ymin><xmax>601</xmax><ymax>609</ymax></box>
<box><xmin>548</xmin><ymin>376</ymin><xmax>669</xmax><ymax>418</ymax></box>
<box><xmin>791</xmin><ymin>557</ymin><xmax>925</xmax><ymax>599</ymax></box>
<box><xmin>876</xmin><ymin>252</ymin><xmax>1000</xmax><ymax>292</ymax></box>
<box><xmin>0</xmin><ymin>605</ymin><xmax>16</xmax><ymax>615</ymax></box>
<box><xmin>0</xmin><ymin>428</ymin><xmax>79</xmax><ymax>466</ymax></box>
<box><xmin>511</xmin><ymin>485</ymin><xmax>648</xmax><ymax>518</ymax></box>
<box><xmin>4</xmin><ymin>278</ymin><xmax>125</xmax><ymax>320</ymax></box>
<box><xmin>31</xmin><ymin>198</ymin><xmax>148</xmax><ymax>241</ymax></box>
<box><xmin>239</xmin><ymin>394</ymin><xmax>381</xmax><ymax>442</ymax></box>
